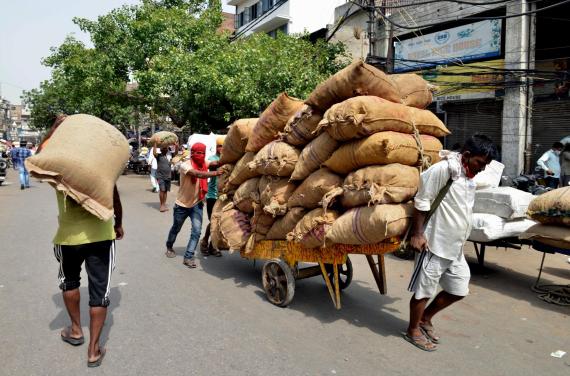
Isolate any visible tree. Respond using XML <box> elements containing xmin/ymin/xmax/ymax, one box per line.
<box><xmin>24</xmin><ymin>0</ymin><xmax>350</xmax><ymax>132</ymax></box>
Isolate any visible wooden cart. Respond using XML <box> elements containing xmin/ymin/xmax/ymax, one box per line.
<box><xmin>239</xmin><ymin>238</ymin><xmax>401</xmax><ymax>309</ymax></box>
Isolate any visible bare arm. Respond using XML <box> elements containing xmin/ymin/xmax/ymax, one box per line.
<box><xmin>152</xmin><ymin>143</ymin><xmax>158</xmax><ymax>158</ymax></box>
<box><xmin>186</xmin><ymin>168</ymin><xmax>222</xmax><ymax>179</ymax></box>
<box><xmin>409</xmin><ymin>209</ymin><xmax>428</xmax><ymax>252</ymax></box>
<box><xmin>113</xmin><ymin>185</ymin><xmax>124</xmax><ymax>240</ymax></box>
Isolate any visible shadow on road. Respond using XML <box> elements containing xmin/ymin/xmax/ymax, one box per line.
<box><xmin>200</xmin><ymin>253</ymin><xmax>407</xmax><ymax>338</ymax></box>
<box><xmin>49</xmin><ymin>287</ymin><xmax>122</xmax><ymax>346</ymax></box>
<box><xmin>143</xmin><ymin>202</ymin><xmax>162</xmax><ymax>211</ymax></box>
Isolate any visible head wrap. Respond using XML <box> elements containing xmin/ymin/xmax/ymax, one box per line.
<box><xmin>216</xmin><ymin>136</ymin><xmax>225</xmax><ymax>146</ymax></box>
<box><xmin>190</xmin><ymin>143</ymin><xmax>208</xmax><ymax>200</ymax></box>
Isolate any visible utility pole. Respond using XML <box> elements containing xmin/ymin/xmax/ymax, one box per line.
<box><xmin>365</xmin><ymin>0</ymin><xmax>376</xmax><ymax>63</ymax></box>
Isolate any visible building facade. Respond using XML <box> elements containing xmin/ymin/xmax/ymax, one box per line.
<box><xmin>229</xmin><ymin>0</ymin><xmax>347</xmax><ymax>39</ymax></box>
<box><xmin>331</xmin><ymin>0</ymin><xmax>570</xmax><ymax>178</ymax></box>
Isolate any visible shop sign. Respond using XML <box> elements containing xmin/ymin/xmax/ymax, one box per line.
<box><xmin>394</xmin><ymin>19</ymin><xmax>502</xmax><ymax>72</ymax></box>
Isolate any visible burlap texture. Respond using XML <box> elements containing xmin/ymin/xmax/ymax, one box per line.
<box><xmin>527</xmin><ymin>187</ymin><xmax>570</xmax><ymax>227</ymax></box>
<box><xmin>266</xmin><ymin>207</ymin><xmax>307</xmax><ymax>240</ymax></box>
<box><xmin>341</xmin><ymin>164</ymin><xmax>419</xmax><ymax>208</ymax></box>
<box><xmin>219</xmin><ymin>205</ymin><xmax>251</xmax><ymax>251</ymax></box>
<box><xmin>149</xmin><ymin>131</ymin><xmax>178</xmax><ymax>148</ymax></box>
<box><xmin>390</xmin><ymin>73</ymin><xmax>434</xmax><ymax>109</ymax></box>
<box><xmin>26</xmin><ymin>114</ymin><xmax>130</xmax><ymax>221</ymax></box>
<box><xmin>245</xmin><ymin>93</ymin><xmax>304</xmax><ymax>152</ymax></box>
<box><xmin>324</xmin><ymin>131</ymin><xmax>442</xmax><ymax>174</ymax></box>
<box><xmin>290</xmin><ymin>132</ymin><xmax>338</xmax><ymax>181</ymax></box>
<box><xmin>281</xmin><ymin>105</ymin><xmax>323</xmax><ymax>146</ymax></box>
<box><xmin>228</xmin><ymin>152</ymin><xmax>259</xmax><ymax>186</ymax></box>
<box><xmin>325</xmin><ymin>203</ymin><xmax>414</xmax><ymax>245</ymax></box>
<box><xmin>219</xmin><ymin>118</ymin><xmax>257</xmax><ymax>164</ymax></box>
<box><xmin>288</xmin><ymin>168</ymin><xmax>343</xmax><ymax>209</ymax></box>
<box><xmin>249</xmin><ymin>141</ymin><xmax>300</xmax><ymax>177</ymax></box>
<box><xmin>305</xmin><ymin>60</ymin><xmax>401</xmax><ymax>111</ymax></box>
<box><xmin>258</xmin><ymin>175</ymin><xmax>297</xmax><ymax>217</ymax></box>
<box><xmin>287</xmin><ymin>208</ymin><xmax>339</xmax><ymax>249</ymax></box>
<box><xmin>232</xmin><ymin>177</ymin><xmax>260</xmax><ymax>214</ymax></box>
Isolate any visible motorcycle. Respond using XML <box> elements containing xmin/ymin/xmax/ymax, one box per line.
<box><xmin>508</xmin><ymin>167</ymin><xmax>552</xmax><ymax>195</ymax></box>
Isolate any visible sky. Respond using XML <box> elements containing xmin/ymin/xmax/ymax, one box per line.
<box><xmin>0</xmin><ymin>0</ymin><xmax>235</xmax><ymax>105</ymax></box>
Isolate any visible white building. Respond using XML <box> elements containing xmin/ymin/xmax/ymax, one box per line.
<box><xmin>229</xmin><ymin>0</ymin><xmax>347</xmax><ymax>39</ymax></box>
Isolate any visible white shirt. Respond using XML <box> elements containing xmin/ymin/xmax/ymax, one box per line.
<box><xmin>414</xmin><ymin>153</ymin><xmax>476</xmax><ymax>261</ymax></box>
<box><xmin>537</xmin><ymin>149</ymin><xmax>561</xmax><ymax>178</ymax></box>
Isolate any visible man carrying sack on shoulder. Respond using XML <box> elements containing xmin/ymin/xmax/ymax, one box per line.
<box><xmin>404</xmin><ymin>135</ymin><xmax>498</xmax><ymax>352</ymax></box>
<box><xmin>165</xmin><ymin>142</ymin><xmax>222</xmax><ymax>268</ymax></box>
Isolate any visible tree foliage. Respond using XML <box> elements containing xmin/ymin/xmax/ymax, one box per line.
<box><xmin>24</xmin><ymin>0</ymin><xmax>349</xmax><ymax>132</ymax></box>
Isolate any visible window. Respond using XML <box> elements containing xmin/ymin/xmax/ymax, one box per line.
<box><xmin>250</xmin><ymin>3</ymin><xmax>257</xmax><ymax>20</ymax></box>
<box><xmin>236</xmin><ymin>11</ymin><xmax>245</xmax><ymax>28</ymax></box>
<box><xmin>262</xmin><ymin>0</ymin><xmax>275</xmax><ymax>13</ymax></box>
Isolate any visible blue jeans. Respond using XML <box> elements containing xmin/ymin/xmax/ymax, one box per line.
<box><xmin>18</xmin><ymin>166</ymin><xmax>29</xmax><ymax>187</ymax></box>
<box><xmin>166</xmin><ymin>203</ymin><xmax>203</xmax><ymax>259</ymax></box>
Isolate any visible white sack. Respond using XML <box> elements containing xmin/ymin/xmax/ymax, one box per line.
<box><xmin>473</xmin><ymin>160</ymin><xmax>504</xmax><ymax>189</ymax></box>
<box><xmin>469</xmin><ymin>213</ymin><xmax>536</xmax><ymax>242</ymax></box>
<box><xmin>473</xmin><ymin>186</ymin><xmax>534</xmax><ymax>219</ymax></box>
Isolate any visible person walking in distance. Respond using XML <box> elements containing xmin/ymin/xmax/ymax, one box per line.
<box><xmin>559</xmin><ymin>142</ymin><xmax>570</xmax><ymax>187</ymax></box>
<box><xmin>146</xmin><ymin>145</ymin><xmax>159</xmax><ymax>193</ymax></box>
<box><xmin>537</xmin><ymin>142</ymin><xmax>564</xmax><ymax>189</ymax></box>
<box><xmin>165</xmin><ymin>143</ymin><xmax>222</xmax><ymax>268</ymax></box>
<box><xmin>404</xmin><ymin>135</ymin><xmax>497</xmax><ymax>351</ymax></box>
<box><xmin>199</xmin><ymin>137</ymin><xmax>224</xmax><ymax>257</ymax></box>
<box><xmin>10</xmin><ymin>141</ymin><xmax>32</xmax><ymax>189</ymax></box>
<box><xmin>153</xmin><ymin>142</ymin><xmax>174</xmax><ymax>212</ymax></box>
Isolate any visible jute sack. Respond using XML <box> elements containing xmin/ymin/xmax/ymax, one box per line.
<box><xmin>233</xmin><ymin>177</ymin><xmax>260</xmax><ymax>214</ymax></box>
<box><xmin>149</xmin><ymin>131</ymin><xmax>178</xmax><ymax>148</ymax></box>
<box><xmin>219</xmin><ymin>205</ymin><xmax>251</xmax><ymax>251</ymax></box>
<box><xmin>325</xmin><ymin>203</ymin><xmax>414</xmax><ymax>245</ymax></box>
<box><xmin>251</xmin><ymin>202</ymin><xmax>276</xmax><ymax>236</ymax></box>
<box><xmin>288</xmin><ymin>168</ymin><xmax>343</xmax><ymax>209</ymax></box>
<box><xmin>305</xmin><ymin>60</ymin><xmax>401</xmax><ymax>111</ymax></box>
<box><xmin>258</xmin><ymin>175</ymin><xmax>297</xmax><ymax>216</ymax></box>
<box><xmin>341</xmin><ymin>164</ymin><xmax>419</xmax><ymax>208</ymax></box>
<box><xmin>324</xmin><ymin>131</ymin><xmax>443</xmax><ymax>174</ymax></box>
<box><xmin>217</xmin><ymin>164</ymin><xmax>236</xmax><ymax>195</ymax></box>
<box><xmin>211</xmin><ymin>196</ymin><xmax>231</xmax><ymax>250</ymax></box>
<box><xmin>527</xmin><ymin>187</ymin><xmax>570</xmax><ymax>227</ymax></box>
<box><xmin>26</xmin><ymin>114</ymin><xmax>129</xmax><ymax>221</ymax></box>
<box><xmin>281</xmin><ymin>105</ymin><xmax>323</xmax><ymax>146</ymax></box>
<box><xmin>266</xmin><ymin>207</ymin><xmax>307</xmax><ymax>240</ymax></box>
<box><xmin>408</xmin><ymin>107</ymin><xmax>450</xmax><ymax>138</ymax></box>
<box><xmin>519</xmin><ymin>224</ymin><xmax>570</xmax><ymax>249</ymax></box>
<box><xmin>249</xmin><ymin>141</ymin><xmax>300</xmax><ymax>177</ymax></box>
<box><xmin>287</xmin><ymin>209</ymin><xmax>339</xmax><ymax>248</ymax></box>
<box><xmin>219</xmin><ymin>118</ymin><xmax>257</xmax><ymax>164</ymax></box>
<box><xmin>290</xmin><ymin>133</ymin><xmax>339</xmax><ymax>181</ymax></box>
<box><xmin>245</xmin><ymin>93</ymin><xmax>304</xmax><ymax>152</ymax></box>
<box><xmin>390</xmin><ymin>73</ymin><xmax>434</xmax><ymax>109</ymax></box>
<box><xmin>317</xmin><ymin>96</ymin><xmax>449</xmax><ymax>141</ymax></box>
<box><xmin>228</xmin><ymin>152</ymin><xmax>259</xmax><ymax>186</ymax></box>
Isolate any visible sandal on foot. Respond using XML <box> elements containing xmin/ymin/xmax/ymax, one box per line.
<box><xmin>87</xmin><ymin>348</ymin><xmax>106</xmax><ymax>368</ymax></box>
<box><xmin>165</xmin><ymin>249</ymin><xmax>176</xmax><ymax>258</ymax></box>
<box><xmin>420</xmin><ymin>324</ymin><xmax>440</xmax><ymax>344</ymax></box>
<box><xmin>403</xmin><ymin>332</ymin><xmax>437</xmax><ymax>352</ymax></box>
<box><xmin>183</xmin><ymin>258</ymin><xmax>197</xmax><ymax>268</ymax></box>
<box><xmin>61</xmin><ymin>328</ymin><xmax>84</xmax><ymax>346</ymax></box>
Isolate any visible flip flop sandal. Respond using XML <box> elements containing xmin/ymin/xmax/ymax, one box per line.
<box><xmin>87</xmin><ymin>348</ymin><xmax>106</xmax><ymax>368</ymax></box>
<box><xmin>402</xmin><ymin>332</ymin><xmax>437</xmax><ymax>352</ymax></box>
<box><xmin>61</xmin><ymin>328</ymin><xmax>84</xmax><ymax>346</ymax></box>
<box><xmin>420</xmin><ymin>324</ymin><xmax>440</xmax><ymax>344</ymax></box>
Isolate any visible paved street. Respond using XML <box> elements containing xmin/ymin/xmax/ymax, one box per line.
<box><xmin>0</xmin><ymin>172</ymin><xmax>568</xmax><ymax>376</ymax></box>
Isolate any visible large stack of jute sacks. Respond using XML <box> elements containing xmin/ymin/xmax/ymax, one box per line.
<box><xmin>211</xmin><ymin>60</ymin><xmax>450</xmax><ymax>252</ymax></box>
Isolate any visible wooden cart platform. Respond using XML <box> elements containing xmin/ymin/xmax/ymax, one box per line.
<box><xmin>239</xmin><ymin>238</ymin><xmax>401</xmax><ymax>309</ymax></box>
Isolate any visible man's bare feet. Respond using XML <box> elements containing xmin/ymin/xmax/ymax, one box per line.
<box><xmin>87</xmin><ymin>348</ymin><xmax>106</xmax><ymax>367</ymax></box>
<box><xmin>60</xmin><ymin>326</ymin><xmax>84</xmax><ymax>346</ymax></box>
<box><xmin>159</xmin><ymin>206</ymin><xmax>169</xmax><ymax>212</ymax></box>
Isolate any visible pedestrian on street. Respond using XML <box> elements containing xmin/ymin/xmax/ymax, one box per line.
<box><xmin>199</xmin><ymin>137</ymin><xmax>223</xmax><ymax>257</ymax></box>
<box><xmin>146</xmin><ymin>145</ymin><xmax>159</xmax><ymax>193</ymax></box>
<box><xmin>165</xmin><ymin>142</ymin><xmax>222</xmax><ymax>268</ymax></box>
<box><xmin>153</xmin><ymin>142</ymin><xmax>174</xmax><ymax>212</ymax></box>
<box><xmin>537</xmin><ymin>142</ymin><xmax>564</xmax><ymax>189</ymax></box>
<box><xmin>559</xmin><ymin>142</ymin><xmax>570</xmax><ymax>187</ymax></box>
<box><xmin>39</xmin><ymin>116</ymin><xmax>124</xmax><ymax>367</ymax></box>
<box><xmin>404</xmin><ymin>135</ymin><xmax>497</xmax><ymax>352</ymax></box>
<box><xmin>10</xmin><ymin>141</ymin><xmax>32</xmax><ymax>190</ymax></box>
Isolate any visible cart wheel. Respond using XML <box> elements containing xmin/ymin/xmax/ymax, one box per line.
<box><xmin>325</xmin><ymin>257</ymin><xmax>353</xmax><ymax>290</ymax></box>
<box><xmin>262</xmin><ymin>259</ymin><xmax>295</xmax><ymax>307</ymax></box>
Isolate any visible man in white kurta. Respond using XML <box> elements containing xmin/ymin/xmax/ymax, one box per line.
<box><xmin>404</xmin><ymin>135</ymin><xmax>498</xmax><ymax>352</ymax></box>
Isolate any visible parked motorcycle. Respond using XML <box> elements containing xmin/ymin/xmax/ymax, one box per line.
<box><xmin>508</xmin><ymin>168</ymin><xmax>552</xmax><ymax>195</ymax></box>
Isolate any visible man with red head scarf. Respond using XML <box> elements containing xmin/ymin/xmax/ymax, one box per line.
<box><xmin>165</xmin><ymin>142</ymin><xmax>222</xmax><ymax>268</ymax></box>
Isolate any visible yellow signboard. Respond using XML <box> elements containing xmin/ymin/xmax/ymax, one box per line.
<box><xmin>414</xmin><ymin>59</ymin><xmax>504</xmax><ymax>101</ymax></box>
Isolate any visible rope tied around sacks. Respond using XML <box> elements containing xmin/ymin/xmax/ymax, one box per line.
<box><xmin>410</xmin><ymin>122</ymin><xmax>431</xmax><ymax>173</ymax></box>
